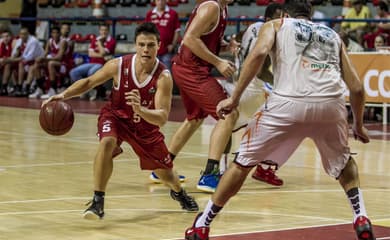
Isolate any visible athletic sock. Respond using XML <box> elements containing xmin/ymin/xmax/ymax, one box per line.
<box><xmin>346</xmin><ymin>187</ymin><xmax>367</xmax><ymax>222</ymax></box>
<box><xmin>169</xmin><ymin>152</ymin><xmax>176</xmax><ymax>161</ymax></box>
<box><xmin>94</xmin><ymin>191</ymin><xmax>105</xmax><ymax>202</ymax></box>
<box><xmin>204</xmin><ymin>159</ymin><xmax>219</xmax><ymax>175</ymax></box>
<box><xmin>195</xmin><ymin>200</ymin><xmax>223</xmax><ymax>227</ymax></box>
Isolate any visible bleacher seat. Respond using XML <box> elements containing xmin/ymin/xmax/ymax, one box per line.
<box><xmin>237</xmin><ymin>0</ymin><xmax>251</xmax><ymax>5</ymax></box>
<box><xmin>135</xmin><ymin>0</ymin><xmax>149</xmax><ymax>6</ymax></box>
<box><xmin>120</xmin><ymin>0</ymin><xmax>132</xmax><ymax>6</ymax></box>
<box><xmin>256</xmin><ymin>0</ymin><xmax>269</xmax><ymax>6</ymax></box>
<box><xmin>38</xmin><ymin>0</ymin><xmax>50</xmax><ymax>7</ymax></box>
<box><xmin>83</xmin><ymin>33</ymin><xmax>97</xmax><ymax>42</ymax></box>
<box><xmin>51</xmin><ymin>0</ymin><xmax>65</xmax><ymax>7</ymax></box>
<box><xmin>116</xmin><ymin>33</ymin><xmax>128</xmax><ymax>41</ymax></box>
<box><xmin>104</xmin><ymin>0</ymin><xmax>117</xmax><ymax>6</ymax></box>
<box><xmin>167</xmin><ymin>0</ymin><xmax>179</xmax><ymax>7</ymax></box>
<box><xmin>70</xmin><ymin>33</ymin><xmax>84</xmax><ymax>43</ymax></box>
<box><xmin>330</xmin><ymin>0</ymin><xmax>343</xmax><ymax>5</ymax></box>
<box><xmin>311</xmin><ymin>0</ymin><xmax>323</xmax><ymax>5</ymax></box>
<box><xmin>118</xmin><ymin>16</ymin><xmax>133</xmax><ymax>25</ymax></box>
<box><xmin>77</xmin><ymin>0</ymin><xmax>91</xmax><ymax>7</ymax></box>
<box><xmin>64</xmin><ymin>0</ymin><xmax>77</xmax><ymax>7</ymax></box>
<box><xmin>115</xmin><ymin>42</ymin><xmax>136</xmax><ymax>55</ymax></box>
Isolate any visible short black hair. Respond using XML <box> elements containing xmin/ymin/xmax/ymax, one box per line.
<box><xmin>51</xmin><ymin>26</ymin><xmax>60</xmax><ymax>33</ymax></box>
<box><xmin>264</xmin><ymin>3</ymin><xmax>283</xmax><ymax>20</ymax></box>
<box><xmin>284</xmin><ymin>0</ymin><xmax>312</xmax><ymax>19</ymax></box>
<box><xmin>378</xmin><ymin>1</ymin><xmax>389</xmax><ymax>12</ymax></box>
<box><xmin>134</xmin><ymin>22</ymin><xmax>160</xmax><ymax>42</ymax></box>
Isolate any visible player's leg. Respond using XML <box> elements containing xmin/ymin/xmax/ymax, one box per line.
<box><xmin>84</xmin><ymin>111</ymin><xmax>119</xmax><ymax>220</ymax></box>
<box><xmin>197</xmin><ymin>77</ymin><xmax>239</xmax><ymax>193</ymax></box>
<box><xmin>40</xmin><ymin>60</ymin><xmax>61</xmax><ymax>99</ymax></box>
<box><xmin>1</xmin><ymin>64</ymin><xmax>11</xmax><ymax>95</ymax></box>
<box><xmin>150</xmin><ymin>88</ymin><xmax>204</xmax><ymax>184</ymax></box>
<box><xmin>311</xmin><ymin>98</ymin><xmax>374</xmax><ymax>240</ymax></box>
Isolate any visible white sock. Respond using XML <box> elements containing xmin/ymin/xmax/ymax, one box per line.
<box><xmin>347</xmin><ymin>188</ymin><xmax>367</xmax><ymax>222</ymax></box>
<box><xmin>195</xmin><ymin>199</ymin><xmax>222</xmax><ymax>227</ymax></box>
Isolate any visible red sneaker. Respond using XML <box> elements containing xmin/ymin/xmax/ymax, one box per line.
<box><xmin>185</xmin><ymin>213</ymin><xmax>210</xmax><ymax>240</ymax></box>
<box><xmin>354</xmin><ymin>216</ymin><xmax>375</xmax><ymax>240</ymax></box>
<box><xmin>252</xmin><ymin>164</ymin><xmax>284</xmax><ymax>186</ymax></box>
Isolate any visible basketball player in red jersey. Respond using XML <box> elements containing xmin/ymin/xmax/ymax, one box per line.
<box><xmin>42</xmin><ymin>22</ymin><xmax>199</xmax><ymax>220</ymax></box>
<box><xmin>27</xmin><ymin>26</ymin><xmax>67</xmax><ymax>98</ymax></box>
<box><xmin>162</xmin><ymin>0</ymin><xmax>238</xmax><ymax>193</ymax></box>
<box><xmin>0</xmin><ymin>29</ymin><xmax>15</xmax><ymax>96</ymax></box>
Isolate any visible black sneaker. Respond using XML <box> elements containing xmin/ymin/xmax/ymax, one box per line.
<box><xmin>83</xmin><ymin>197</ymin><xmax>105</xmax><ymax>220</ymax></box>
<box><xmin>170</xmin><ymin>189</ymin><xmax>199</xmax><ymax>212</ymax></box>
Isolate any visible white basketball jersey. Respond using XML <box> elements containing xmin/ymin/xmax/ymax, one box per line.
<box><xmin>270</xmin><ymin>18</ymin><xmax>345</xmax><ymax>98</ymax></box>
<box><xmin>236</xmin><ymin>21</ymin><xmax>264</xmax><ymax>91</ymax></box>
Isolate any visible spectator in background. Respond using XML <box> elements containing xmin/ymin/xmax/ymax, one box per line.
<box><xmin>312</xmin><ymin>6</ymin><xmax>329</xmax><ymax>27</ymax></box>
<box><xmin>374</xmin><ymin>34</ymin><xmax>388</xmax><ymax>50</ymax></box>
<box><xmin>0</xmin><ymin>29</ymin><xmax>15</xmax><ymax>96</ymax></box>
<box><xmin>1</xmin><ymin>27</ymin><xmax>44</xmax><ymax>96</ymax></box>
<box><xmin>341</xmin><ymin>0</ymin><xmax>372</xmax><ymax>46</ymax></box>
<box><xmin>145</xmin><ymin>0</ymin><xmax>181</xmax><ymax>70</ymax></box>
<box><xmin>27</xmin><ymin>25</ymin><xmax>71</xmax><ymax>99</ymax></box>
<box><xmin>364</xmin><ymin>1</ymin><xmax>390</xmax><ymax>49</ymax></box>
<box><xmin>20</xmin><ymin>0</ymin><xmax>37</xmax><ymax>35</ymax></box>
<box><xmin>339</xmin><ymin>30</ymin><xmax>365</xmax><ymax>52</ymax></box>
<box><xmin>69</xmin><ymin>24</ymin><xmax>116</xmax><ymax>101</ymax></box>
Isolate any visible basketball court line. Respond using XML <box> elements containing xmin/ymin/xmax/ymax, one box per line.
<box><xmin>1</xmin><ymin>189</ymin><xmax>390</xmax><ymax>205</ymax></box>
<box><xmin>160</xmin><ymin>219</ymin><xmax>390</xmax><ymax>240</ymax></box>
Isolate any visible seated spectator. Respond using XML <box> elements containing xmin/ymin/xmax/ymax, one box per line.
<box><xmin>364</xmin><ymin>0</ymin><xmax>390</xmax><ymax>48</ymax></box>
<box><xmin>69</xmin><ymin>24</ymin><xmax>116</xmax><ymax>101</ymax></box>
<box><xmin>0</xmin><ymin>27</ymin><xmax>44</xmax><ymax>96</ymax></box>
<box><xmin>339</xmin><ymin>30</ymin><xmax>365</xmax><ymax>52</ymax></box>
<box><xmin>341</xmin><ymin>0</ymin><xmax>372</xmax><ymax>45</ymax></box>
<box><xmin>374</xmin><ymin>34</ymin><xmax>389</xmax><ymax>51</ymax></box>
<box><xmin>28</xmin><ymin>24</ymin><xmax>73</xmax><ymax>99</ymax></box>
<box><xmin>0</xmin><ymin>29</ymin><xmax>15</xmax><ymax>96</ymax></box>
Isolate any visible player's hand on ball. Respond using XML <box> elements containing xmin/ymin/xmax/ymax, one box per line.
<box><xmin>125</xmin><ymin>89</ymin><xmax>141</xmax><ymax>113</ymax></box>
<box><xmin>216</xmin><ymin>97</ymin><xmax>238</xmax><ymax>119</ymax></box>
<box><xmin>41</xmin><ymin>93</ymin><xmax>65</xmax><ymax>108</ymax></box>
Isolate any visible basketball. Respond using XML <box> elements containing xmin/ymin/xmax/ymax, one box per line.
<box><xmin>39</xmin><ymin>101</ymin><xmax>74</xmax><ymax>136</ymax></box>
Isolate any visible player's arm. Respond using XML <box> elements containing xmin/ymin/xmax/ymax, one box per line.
<box><xmin>42</xmin><ymin>58</ymin><xmax>118</xmax><ymax>106</ymax></box>
<box><xmin>125</xmin><ymin>71</ymin><xmax>173</xmax><ymax>127</ymax></box>
<box><xmin>340</xmin><ymin>42</ymin><xmax>369</xmax><ymax>143</ymax></box>
<box><xmin>183</xmin><ymin>2</ymin><xmax>233</xmax><ymax>72</ymax></box>
<box><xmin>231</xmin><ymin>20</ymin><xmax>277</xmax><ymax>104</ymax></box>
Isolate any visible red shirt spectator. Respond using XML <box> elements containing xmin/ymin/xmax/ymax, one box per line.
<box><xmin>145</xmin><ymin>1</ymin><xmax>181</xmax><ymax>56</ymax></box>
<box><xmin>89</xmin><ymin>35</ymin><xmax>116</xmax><ymax>64</ymax></box>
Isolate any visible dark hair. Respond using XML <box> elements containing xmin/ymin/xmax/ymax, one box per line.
<box><xmin>134</xmin><ymin>22</ymin><xmax>160</xmax><ymax>42</ymax></box>
<box><xmin>264</xmin><ymin>3</ymin><xmax>283</xmax><ymax>20</ymax></box>
<box><xmin>284</xmin><ymin>0</ymin><xmax>312</xmax><ymax>18</ymax></box>
<box><xmin>98</xmin><ymin>23</ymin><xmax>110</xmax><ymax>29</ymax></box>
<box><xmin>378</xmin><ymin>1</ymin><xmax>389</xmax><ymax>12</ymax></box>
<box><xmin>51</xmin><ymin>26</ymin><xmax>60</xmax><ymax>33</ymax></box>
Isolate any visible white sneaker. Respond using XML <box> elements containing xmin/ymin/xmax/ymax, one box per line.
<box><xmin>89</xmin><ymin>89</ymin><xmax>97</xmax><ymax>101</ymax></box>
<box><xmin>40</xmin><ymin>88</ymin><xmax>56</xmax><ymax>99</ymax></box>
<box><xmin>28</xmin><ymin>88</ymin><xmax>43</xmax><ymax>99</ymax></box>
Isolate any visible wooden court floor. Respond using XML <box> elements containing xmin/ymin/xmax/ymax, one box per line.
<box><xmin>0</xmin><ymin>102</ymin><xmax>389</xmax><ymax>240</ymax></box>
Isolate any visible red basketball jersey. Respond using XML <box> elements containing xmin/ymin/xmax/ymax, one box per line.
<box><xmin>48</xmin><ymin>38</ymin><xmax>61</xmax><ymax>57</ymax></box>
<box><xmin>0</xmin><ymin>39</ymin><xmax>13</xmax><ymax>58</ymax></box>
<box><xmin>62</xmin><ymin>37</ymin><xmax>74</xmax><ymax>67</ymax></box>
<box><xmin>101</xmin><ymin>54</ymin><xmax>167</xmax><ymax>141</ymax></box>
<box><xmin>173</xmin><ymin>0</ymin><xmax>227</xmax><ymax>73</ymax></box>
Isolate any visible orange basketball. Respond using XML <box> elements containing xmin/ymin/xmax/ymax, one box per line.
<box><xmin>39</xmin><ymin>101</ymin><xmax>74</xmax><ymax>136</ymax></box>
